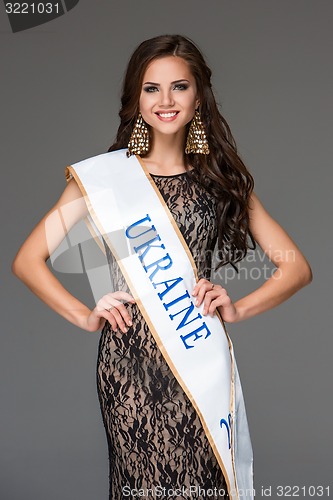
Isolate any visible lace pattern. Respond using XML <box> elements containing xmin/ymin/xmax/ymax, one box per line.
<box><xmin>96</xmin><ymin>172</ymin><xmax>228</xmax><ymax>499</ymax></box>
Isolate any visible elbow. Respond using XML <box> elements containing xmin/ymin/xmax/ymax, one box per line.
<box><xmin>297</xmin><ymin>259</ymin><xmax>313</xmax><ymax>288</ymax></box>
<box><xmin>12</xmin><ymin>252</ymin><xmax>28</xmax><ymax>281</ymax></box>
<box><xmin>12</xmin><ymin>251</ymin><xmax>47</xmax><ymax>283</ymax></box>
<box><xmin>279</xmin><ymin>257</ymin><xmax>313</xmax><ymax>291</ymax></box>
<box><xmin>302</xmin><ymin>262</ymin><xmax>313</xmax><ymax>286</ymax></box>
<box><xmin>12</xmin><ymin>254</ymin><xmax>23</xmax><ymax>279</ymax></box>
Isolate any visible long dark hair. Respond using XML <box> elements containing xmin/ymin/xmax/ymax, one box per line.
<box><xmin>109</xmin><ymin>34</ymin><xmax>256</xmax><ymax>269</ymax></box>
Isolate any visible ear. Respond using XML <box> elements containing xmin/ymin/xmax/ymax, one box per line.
<box><xmin>195</xmin><ymin>98</ymin><xmax>200</xmax><ymax>109</ymax></box>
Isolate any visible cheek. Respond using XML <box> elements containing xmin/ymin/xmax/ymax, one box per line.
<box><xmin>139</xmin><ymin>89</ymin><xmax>156</xmax><ymax>103</ymax></box>
<box><xmin>138</xmin><ymin>93</ymin><xmax>145</xmax><ymax>112</ymax></box>
<box><xmin>139</xmin><ymin>88</ymin><xmax>148</xmax><ymax>101</ymax></box>
<box><xmin>181</xmin><ymin>91</ymin><xmax>199</xmax><ymax>110</ymax></box>
<box><xmin>139</xmin><ymin>101</ymin><xmax>149</xmax><ymax>120</ymax></box>
<box><xmin>139</xmin><ymin>96</ymin><xmax>155</xmax><ymax>126</ymax></box>
<box><xmin>139</xmin><ymin>93</ymin><xmax>153</xmax><ymax>118</ymax></box>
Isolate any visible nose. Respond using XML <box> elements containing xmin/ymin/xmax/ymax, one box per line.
<box><xmin>159</xmin><ymin>89</ymin><xmax>175</xmax><ymax>107</ymax></box>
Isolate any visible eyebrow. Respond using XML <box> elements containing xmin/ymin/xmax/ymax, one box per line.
<box><xmin>142</xmin><ymin>79</ymin><xmax>190</xmax><ymax>86</ymax></box>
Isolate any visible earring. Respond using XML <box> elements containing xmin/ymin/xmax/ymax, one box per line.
<box><xmin>185</xmin><ymin>110</ymin><xmax>210</xmax><ymax>155</ymax></box>
<box><xmin>127</xmin><ymin>112</ymin><xmax>150</xmax><ymax>157</ymax></box>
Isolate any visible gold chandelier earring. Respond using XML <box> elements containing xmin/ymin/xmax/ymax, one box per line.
<box><xmin>185</xmin><ymin>110</ymin><xmax>210</xmax><ymax>155</ymax></box>
<box><xmin>127</xmin><ymin>112</ymin><xmax>150</xmax><ymax>157</ymax></box>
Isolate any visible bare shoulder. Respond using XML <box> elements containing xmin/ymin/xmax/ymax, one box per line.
<box><xmin>56</xmin><ymin>178</ymin><xmax>86</xmax><ymax>206</ymax></box>
<box><xmin>13</xmin><ymin>179</ymin><xmax>88</xmax><ymax>265</ymax></box>
<box><xmin>248</xmin><ymin>191</ymin><xmax>267</xmax><ymax>217</ymax></box>
<box><xmin>248</xmin><ymin>191</ymin><xmax>282</xmax><ymax>238</ymax></box>
<box><xmin>50</xmin><ymin>178</ymin><xmax>88</xmax><ymax>222</ymax></box>
<box><xmin>248</xmin><ymin>191</ymin><xmax>308</xmax><ymax>267</ymax></box>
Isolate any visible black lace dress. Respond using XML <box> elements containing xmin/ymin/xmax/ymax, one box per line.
<box><xmin>96</xmin><ymin>171</ymin><xmax>229</xmax><ymax>499</ymax></box>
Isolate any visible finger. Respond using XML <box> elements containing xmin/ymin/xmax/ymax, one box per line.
<box><xmin>105</xmin><ymin>301</ymin><xmax>133</xmax><ymax>328</ymax></box>
<box><xmin>202</xmin><ymin>290</ymin><xmax>221</xmax><ymax>315</ymax></box>
<box><xmin>106</xmin><ymin>291</ymin><xmax>136</xmax><ymax>304</ymax></box>
<box><xmin>98</xmin><ymin>296</ymin><xmax>133</xmax><ymax>328</ymax></box>
<box><xmin>112</xmin><ymin>302</ymin><xmax>133</xmax><ymax>328</ymax></box>
<box><xmin>108</xmin><ymin>306</ymin><xmax>129</xmax><ymax>333</ymax></box>
<box><xmin>100</xmin><ymin>299</ymin><xmax>132</xmax><ymax>333</ymax></box>
<box><xmin>192</xmin><ymin>278</ymin><xmax>209</xmax><ymax>297</ymax></box>
<box><xmin>192</xmin><ymin>281</ymin><xmax>210</xmax><ymax>305</ymax></box>
<box><xmin>201</xmin><ymin>286</ymin><xmax>226</xmax><ymax>314</ymax></box>
<box><xmin>194</xmin><ymin>282</ymin><xmax>216</xmax><ymax>307</ymax></box>
<box><xmin>96</xmin><ymin>310</ymin><xmax>118</xmax><ymax>331</ymax></box>
<box><xmin>208</xmin><ymin>294</ymin><xmax>232</xmax><ymax>317</ymax></box>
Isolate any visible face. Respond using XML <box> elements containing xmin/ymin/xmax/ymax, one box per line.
<box><xmin>139</xmin><ymin>56</ymin><xmax>200</xmax><ymax>137</ymax></box>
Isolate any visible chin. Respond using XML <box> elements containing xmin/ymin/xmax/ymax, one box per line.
<box><xmin>152</xmin><ymin>122</ymin><xmax>187</xmax><ymax>135</ymax></box>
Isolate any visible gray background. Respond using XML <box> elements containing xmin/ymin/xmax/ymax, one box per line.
<box><xmin>1</xmin><ymin>1</ymin><xmax>332</xmax><ymax>499</ymax></box>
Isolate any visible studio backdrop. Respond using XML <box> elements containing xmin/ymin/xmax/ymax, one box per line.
<box><xmin>1</xmin><ymin>1</ymin><xmax>332</xmax><ymax>499</ymax></box>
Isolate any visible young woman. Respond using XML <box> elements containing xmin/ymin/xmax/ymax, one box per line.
<box><xmin>12</xmin><ymin>35</ymin><xmax>312</xmax><ymax>499</ymax></box>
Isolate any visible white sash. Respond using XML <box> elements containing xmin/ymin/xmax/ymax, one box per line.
<box><xmin>65</xmin><ymin>149</ymin><xmax>254</xmax><ymax>499</ymax></box>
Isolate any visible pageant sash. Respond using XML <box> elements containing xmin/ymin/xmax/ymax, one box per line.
<box><xmin>65</xmin><ymin>149</ymin><xmax>254</xmax><ymax>499</ymax></box>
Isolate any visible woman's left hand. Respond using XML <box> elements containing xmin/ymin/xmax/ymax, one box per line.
<box><xmin>192</xmin><ymin>278</ymin><xmax>239</xmax><ymax>323</ymax></box>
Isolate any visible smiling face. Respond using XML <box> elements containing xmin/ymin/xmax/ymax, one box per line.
<box><xmin>139</xmin><ymin>56</ymin><xmax>200</xmax><ymax>139</ymax></box>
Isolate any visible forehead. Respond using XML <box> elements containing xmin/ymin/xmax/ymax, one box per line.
<box><xmin>143</xmin><ymin>56</ymin><xmax>194</xmax><ymax>82</ymax></box>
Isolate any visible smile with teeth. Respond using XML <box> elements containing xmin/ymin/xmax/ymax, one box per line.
<box><xmin>156</xmin><ymin>111</ymin><xmax>179</xmax><ymax>120</ymax></box>
<box><xmin>158</xmin><ymin>112</ymin><xmax>177</xmax><ymax>117</ymax></box>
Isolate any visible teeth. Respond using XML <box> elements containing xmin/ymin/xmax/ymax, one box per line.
<box><xmin>158</xmin><ymin>112</ymin><xmax>177</xmax><ymax>118</ymax></box>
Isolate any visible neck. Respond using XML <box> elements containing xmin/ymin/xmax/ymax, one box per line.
<box><xmin>144</xmin><ymin>130</ymin><xmax>187</xmax><ymax>174</ymax></box>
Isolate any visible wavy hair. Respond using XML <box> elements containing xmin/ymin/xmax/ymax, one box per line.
<box><xmin>108</xmin><ymin>34</ymin><xmax>256</xmax><ymax>269</ymax></box>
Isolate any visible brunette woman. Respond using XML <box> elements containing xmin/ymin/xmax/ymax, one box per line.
<box><xmin>13</xmin><ymin>35</ymin><xmax>312</xmax><ymax>499</ymax></box>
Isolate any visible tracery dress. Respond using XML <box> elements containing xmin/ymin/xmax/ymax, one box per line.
<box><xmin>96</xmin><ymin>171</ymin><xmax>229</xmax><ymax>499</ymax></box>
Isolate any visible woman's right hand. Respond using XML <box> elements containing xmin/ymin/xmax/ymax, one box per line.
<box><xmin>85</xmin><ymin>291</ymin><xmax>136</xmax><ymax>333</ymax></box>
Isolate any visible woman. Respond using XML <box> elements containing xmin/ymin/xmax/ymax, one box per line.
<box><xmin>12</xmin><ymin>35</ymin><xmax>312</xmax><ymax>499</ymax></box>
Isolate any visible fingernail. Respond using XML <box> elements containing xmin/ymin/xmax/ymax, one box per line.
<box><xmin>195</xmin><ymin>299</ymin><xmax>199</xmax><ymax>306</ymax></box>
<box><xmin>128</xmin><ymin>320</ymin><xmax>133</xmax><ymax>326</ymax></box>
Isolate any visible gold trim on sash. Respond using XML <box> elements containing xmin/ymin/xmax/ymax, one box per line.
<box><xmin>65</xmin><ymin>166</ymin><xmax>106</xmax><ymax>256</ymax></box>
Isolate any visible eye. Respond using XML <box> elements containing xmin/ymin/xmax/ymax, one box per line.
<box><xmin>173</xmin><ymin>83</ymin><xmax>189</xmax><ymax>91</ymax></box>
<box><xmin>143</xmin><ymin>86</ymin><xmax>159</xmax><ymax>93</ymax></box>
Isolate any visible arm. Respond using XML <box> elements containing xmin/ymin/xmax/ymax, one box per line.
<box><xmin>231</xmin><ymin>192</ymin><xmax>312</xmax><ymax>321</ymax></box>
<box><xmin>12</xmin><ymin>180</ymin><xmax>134</xmax><ymax>332</ymax></box>
<box><xmin>192</xmin><ymin>192</ymin><xmax>312</xmax><ymax>322</ymax></box>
